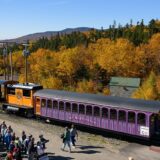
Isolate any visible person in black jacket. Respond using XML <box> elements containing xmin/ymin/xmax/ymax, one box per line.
<box><xmin>39</xmin><ymin>135</ymin><xmax>49</xmax><ymax>149</ymax></box>
<box><xmin>28</xmin><ymin>137</ymin><xmax>35</xmax><ymax>160</ymax></box>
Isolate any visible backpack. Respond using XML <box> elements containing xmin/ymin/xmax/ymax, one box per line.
<box><xmin>60</xmin><ymin>133</ymin><xmax>64</xmax><ymax>139</ymax></box>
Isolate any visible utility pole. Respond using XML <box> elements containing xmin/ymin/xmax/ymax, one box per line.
<box><xmin>22</xmin><ymin>44</ymin><xmax>30</xmax><ymax>84</ymax></box>
<box><xmin>3</xmin><ymin>47</ymin><xmax>7</xmax><ymax>80</ymax></box>
<box><xmin>10</xmin><ymin>51</ymin><xmax>13</xmax><ymax>81</ymax></box>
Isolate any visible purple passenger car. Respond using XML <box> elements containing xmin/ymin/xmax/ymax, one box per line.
<box><xmin>33</xmin><ymin>89</ymin><xmax>160</xmax><ymax>139</ymax></box>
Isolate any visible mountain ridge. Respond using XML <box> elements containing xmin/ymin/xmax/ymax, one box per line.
<box><xmin>0</xmin><ymin>27</ymin><xmax>93</xmax><ymax>44</ymax></box>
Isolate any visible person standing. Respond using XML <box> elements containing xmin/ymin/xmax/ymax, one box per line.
<box><xmin>61</xmin><ymin>127</ymin><xmax>71</xmax><ymax>152</ymax></box>
<box><xmin>39</xmin><ymin>134</ymin><xmax>49</xmax><ymax>149</ymax></box>
<box><xmin>27</xmin><ymin>137</ymin><xmax>35</xmax><ymax>160</ymax></box>
<box><xmin>70</xmin><ymin>124</ymin><xmax>78</xmax><ymax>147</ymax></box>
<box><xmin>1</xmin><ymin>122</ymin><xmax>7</xmax><ymax>144</ymax></box>
<box><xmin>5</xmin><ymin>130</ymin><xmax>12</xmax><ymax>150</ymax></box>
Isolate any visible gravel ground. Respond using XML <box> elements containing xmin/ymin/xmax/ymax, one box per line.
<box><xmin>0</xmin><ymin>112</ymin><xmax>160</xmax><ymax>160</ymax></box>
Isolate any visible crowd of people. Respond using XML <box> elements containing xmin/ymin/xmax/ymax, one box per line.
<box><xmin>0</xmin><ymin>120</ymin><xmax>79</xmax><ymax>159</ymax></box>
<box><xmin>0</xmin><ymin>121</ymin><xmax>49</xmax><ymax>160</ymax></box>
<box><xmin>0</xmin><ymin>121</ymin><xmax>135</xmax><ymax>160</ymax></box>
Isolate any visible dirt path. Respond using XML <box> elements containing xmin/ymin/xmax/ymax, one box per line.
<box><xmin>0</xmin><ymin>112</ymin><xmax>159</xmax><ymax>160</ymax></box>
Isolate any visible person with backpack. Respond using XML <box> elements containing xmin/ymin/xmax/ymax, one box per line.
<box><xmin>61</xmin><ymin>127</ymin><xmax>71</xmax><ymax>153</ymax></box>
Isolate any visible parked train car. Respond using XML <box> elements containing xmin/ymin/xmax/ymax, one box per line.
<box><xmin>1</xmin><ymin>80</ymin><xmax>160</xmax><ymax>141</ymax></box>
<box><xmin>34</xmin><ymin>89</ymin><xmax>160</xmax><ymax>140</ymax></box>
<box><xmin>2</xmin><ymin>83</ymin><xmax>43</xmax><ymax>117</ymax></box>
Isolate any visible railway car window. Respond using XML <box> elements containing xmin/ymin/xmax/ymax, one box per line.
<box><xmin>94</xmin><ymin>107</ymin><xmax>100</xmax><ymax>117</ymax></box>
<box><xmin>150</xmin><ymin>114</ymin><xmax>155</xmax><ymax>126</ymax></box>
<box><xmin>59</xmin><ymin>101</ymin><xmax>64</xmax><ymax>111</ymax></box>
<box><xmin>23</xmin><ymin>90</ymin><xmax>31</xmax><ymax>97</ymax></box>
<box><xmin>53</xmin><ymin>100</ymin><xmax>58</xmax><ymax>109</ymax></box>
<box><xmin>86</xmin><ymin>105</ymin><xmax>92</xmax><ymax>116</ymax></box>
<box><xmin>110</xmin><ymin>109</ymin><xmax>117</xmax><ymax>120</ymax></box>
<box><xmin>72</xmin><ymin>103</ymin><xmax>78</xmax><ymax>113</ymax></box>
<box><xmin>102</xmin><ymin>108</ymin><xmax>108</xmax><ymax>118</ymax></box>
<box><xmin>47</xmin><ymin>100</ymin><xmax>52</xmax><ymax>108</ymax></box>
<box><xmin>7</xmin><ymin>88</ymin><xmax>15</xmax><ymax>95</ymax></box>
<box><xmin>128</xmin><ymin>112</ymin><xmax>135</xmax><ymax>123</ymax></box>
<box><xmin>66</xmin><ymin>102</ymin><xmax>71</xmax><ymax>112</ymax></box>
<box><xmin>79</xmin><ymin>104</ymin><xmax>85</xmax><ymax>114</ymax></box>
<box><xmin>36</xmin><ymin>98</ymin><xmax>40</xmax><ymax>105</ymax></box>
<box><xmin>41</xmin><ymin>99</ymin><xmax>46</xmax><ymax>108</ymax></box>
<box><xmin>119</xmin><ymin>110</ymin><xmax>126</xmax><ymax>121</ymax></box>
<box><xmin>138</xmin><ymin>113</ymin><xmax>146</xmax><ymax>125</ymax></box>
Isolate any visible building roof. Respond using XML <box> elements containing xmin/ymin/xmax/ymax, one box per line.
<box><xmin>34</xmin><ymin>89</ymin><xmax>160</xmax><ymax>113</ymax></box>
<box><xmin>7</xmin><ymin>83</ymin><xmax>43</xmax><ymax>90</ymax></box>
<box><xmin>109</xmin><ymin>77</ymin><xmax>140</xmax><ymax>87</ymax></box>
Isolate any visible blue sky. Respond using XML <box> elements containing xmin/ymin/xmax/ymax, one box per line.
<box><xmin>0</xmin><ymin>0</ymin><xmax>159</xmax><ymax>39</ymax></box>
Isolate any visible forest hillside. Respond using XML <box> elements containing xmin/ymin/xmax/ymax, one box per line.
<box><xmin>1</xmin><ymin>19</ymin><xmax>160</xmax><ymax>100</ymax></box>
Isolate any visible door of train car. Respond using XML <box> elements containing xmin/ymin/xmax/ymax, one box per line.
<box><xmin>85</xmin><ymin>105</ymin><xmax>93</xmax><ymax>126</ymax></box>
<box><xmin>93</xmin><ymin>106</ymin><xmax>101</xmax><ymax>128</ymax></box>
<box><xmin>151</xmin><ymin>113</ymin><xmax>160</xmax><ymax>135</ymax></box>
<box><xmin>46</xmin><ymin>99</ymin><xmax>52</xmax><ymax>118</ymax></box>
<box><xmin>52</xmin><ymin>100</ymin><xmax>59</xmax><ymax>119</ymax></box>
<box><xmin>71</xmin><ymin>103</ymin><xmax>79</xmax><ymax>123</ymax></box>
<box><xmin>35</xmin><ymin>97</ymin><xmax>41</xmax><ymax>115</ymax></box>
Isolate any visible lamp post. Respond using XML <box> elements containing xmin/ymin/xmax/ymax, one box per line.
<box><xmin>22</xmin><ymin>44</ymin><xmax>30</xmax><ymax>85</ymax></box>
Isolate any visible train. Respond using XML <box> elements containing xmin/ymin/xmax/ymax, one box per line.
<box><xmin>0</xmin><ymin>80</ymin><xmax>160</xmax><ymax>142</ymax></box>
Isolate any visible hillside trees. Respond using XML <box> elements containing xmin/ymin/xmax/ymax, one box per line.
<box><xmin>132</xmin><ymin>72</ymin><xmax>158</xmax><ymax>100</ymax></box>
<box><xmin>1</xmin><ymin>19</ymin><xmax>160</xmax><ymax>98</ymax></box>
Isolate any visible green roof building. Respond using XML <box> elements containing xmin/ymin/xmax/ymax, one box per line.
<box><xmin>109</xmin><ymin>77</ymin><xmax>141</xmax><ymax>97</ymax></box>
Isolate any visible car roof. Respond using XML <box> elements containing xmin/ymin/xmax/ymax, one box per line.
<box><xmin>7</xmin><ymin>83</ymin><xmax>43</xmax><ymax>90</ymax></box>
<box><xmin>34</xmin><ymin>89</ymin><xmax>160</xmax><ymax>113</ymax></box>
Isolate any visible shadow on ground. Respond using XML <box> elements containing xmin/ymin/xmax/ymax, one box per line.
<box><xmin>48</xmin><ymin>155</ymin><xmax>74</xmax><ymax>160</ymax></box>
<box><xmin>76</xmin><ymin>145</ymin><xmax>104</xmax><ymax>150</ymax></box>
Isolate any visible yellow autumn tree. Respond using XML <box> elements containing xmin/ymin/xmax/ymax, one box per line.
<box><xmin>104</xmin><ymin>39</ymin><xmax>136</xmax><ymax>76</ymax></box>
<box><xmin>12</xmin><ymin>51</ymin><xmax>24</xmax><ymax>75</ymax></box>
<box><xmin>41</xmin><ymin>77</ymin><xmax>63</xmax><ymax>89</ymax></box>
<box><xmin>88</xmin><ymin>38</ymin><xmax>137</xmax><ymax>77</ymax></box>
<box><xmin>25</xmin><ymin>48</ymin><xmax>59</xmax><ymax>84</ymax></box>
<box><xmin>102</xmin><ymin>87</ymin><xmax>111</xmax><ymax>95</ymax></box>
<box><xmin>146</xmin><ymin>33</ymin><xmax>160</xmax><ymax>73</ymax></box>
<box><xmin>76</xmin><ymin>80</ymin><xmax>98</xmax><ymax>94</ymax></box>
<box><xmin>0</xmin><ymin>56</ymin><xmax>4</xmax><ymax>75</ymax></box>
<box><xmin>132</xmin><ymin>71</ymin><xmax>158</xmax><ymax>100</ymax></box>
<box><xmin>57</xmin><ymin>46</ymin><xmax>93</xmax><ymax>85</ymax></box>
